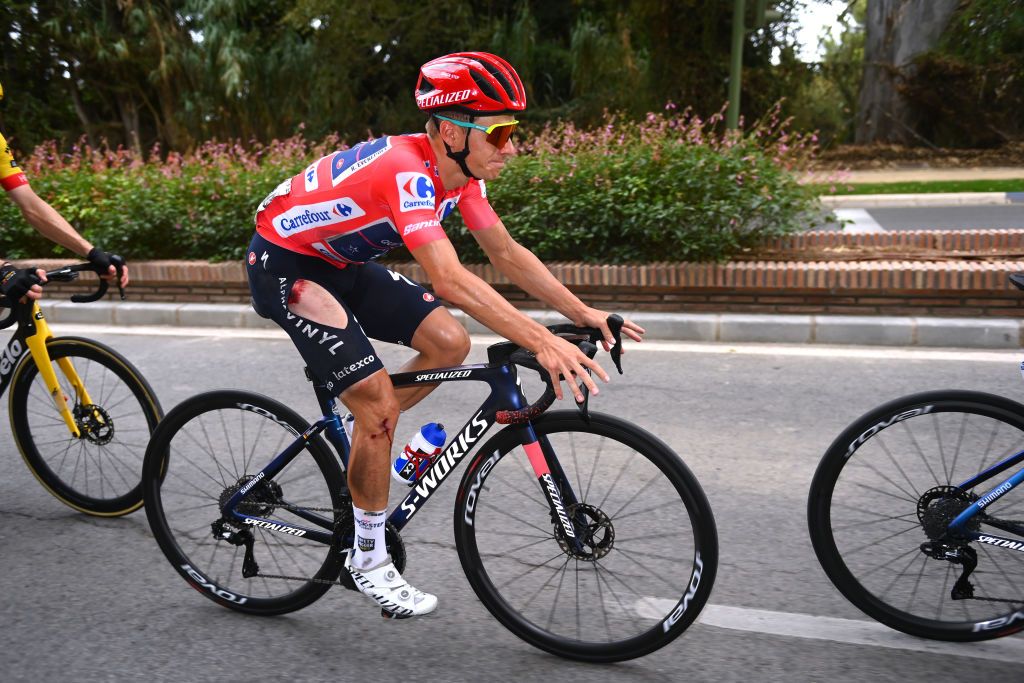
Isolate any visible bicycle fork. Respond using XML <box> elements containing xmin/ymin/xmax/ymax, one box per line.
<box><xmin>23</xmin><ymin>307</ymin><xmax>92</xmax><ymax>438</ymax></box>
<box><xmin>523</xmin><ymin>438</ymin><xmax>580</xmax><ymax>544</ymax></box>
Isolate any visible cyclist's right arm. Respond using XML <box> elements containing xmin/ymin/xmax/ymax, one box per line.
<box><xmin>411</xmin><ymin>238</ymin><xmax>608</xmax><ymax>402</ymax></box>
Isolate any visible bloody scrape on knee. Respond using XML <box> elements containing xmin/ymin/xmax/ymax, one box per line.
<box><xmin>369</xmin><ymin>418</ymin><xmax>394</xmax><ymax>446</ymax></box>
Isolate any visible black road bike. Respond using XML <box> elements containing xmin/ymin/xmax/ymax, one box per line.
<box><xmin>1</xmin><ymin>263</ymin><xmax>162</xmax><ymax>515</ymax></box>
<box><xmin>809</xmin><ymin>274</ymin><xmax>1024</xmax><ymax>642</ymax></box>
<box><xmin>142</xmin><ymin>315</ymin><xmax>718</xmax><ymax>662</ymax></box>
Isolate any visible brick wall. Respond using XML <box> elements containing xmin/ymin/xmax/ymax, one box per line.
<box><xmin>18</xmin><ymin>230</ymin><xmax>1024</xmax><ymax>317</ymax></box>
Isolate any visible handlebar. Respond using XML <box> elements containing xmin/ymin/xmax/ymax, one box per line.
<box><xmin>496</xmin><ymin>314</ymin><xmax>625</xmax><ymax>425</ymax></box>
<box><xmin>0</xmin><ymin>262</ymin><xmax>126</xmax><ymax>330</ymax></box>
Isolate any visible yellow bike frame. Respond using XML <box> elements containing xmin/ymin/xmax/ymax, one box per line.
<box><xmin>22</xmin><ymin>303</ymin><xmax>95</xmax><ymax>438</ymax></box>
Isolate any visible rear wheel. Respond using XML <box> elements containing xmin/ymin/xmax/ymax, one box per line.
<box><xmin>143</xmin><ymin>390</ymin><xmax>348</xmax><ymax>615</ymax></box>
<box><xmin>809</xmin><ymin>390</ymin><xmax>1024</xmax><ymax>641</ymax></box>
<box><xmin>454</xmin><ymin>411</ymin><xmax>717</xmax><ymax>662</ymax></box>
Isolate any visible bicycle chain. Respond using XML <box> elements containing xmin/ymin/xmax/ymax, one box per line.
<box><xmin>251</xmin><ymin>572</ymin><xmax>354</xmax><ymax>587</ymax></box>
<box><xmin>241</xmin><ymin>500</ymin><xmax>356</xmax><ymax>587</ymax></box>
<box><xmin>965</xmin><ymin>595</ymin><xmax>1024</xmax><ymax>605</ymax></box>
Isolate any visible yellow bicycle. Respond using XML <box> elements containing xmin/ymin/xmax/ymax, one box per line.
<box><xmin>1</xmin><ymin>262</ymin><xmax>162</xmax><ymax>516</ymax></box>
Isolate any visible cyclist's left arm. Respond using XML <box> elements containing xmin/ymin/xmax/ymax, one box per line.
<box><xmin>472</xmin><ymin>220</ymin><xmax>645</xmax><ymax>348</ymax></box>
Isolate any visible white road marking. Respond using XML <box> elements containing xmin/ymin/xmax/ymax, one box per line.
<box><xmin>836</xmin><ymin>208</ymin><xmax>886</xmax><ymax>233</ymax></box>
<box><xmin>31</xmin><ymin>325</ymin><xmax>1022</xmax><ymax>363</ymax></box>
<box><xmin>693</xmin><ymin>604</ymin><xmax>1024</xmax><ymax>662</ymax></box>
<box><xmin>638</xmin><ymin>599</ymin><xmax>1024</xmax><ymax>659</ymax></box>
<box><xmin>613</xmin><ymin>339</ymin><xmax>1022</xmax><ymax>363</ymax></box>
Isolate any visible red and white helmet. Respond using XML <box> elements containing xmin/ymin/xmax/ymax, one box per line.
<box><xmin>415</xmin><ymin>52</ymin><xmax>526</xmax><ymax>115</ymax></box>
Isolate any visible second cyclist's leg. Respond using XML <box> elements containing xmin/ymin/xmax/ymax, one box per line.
<box><xmin>394</xmin><ymin>307</ymin><xmax>470</xmax><ymax>409</ymax></box>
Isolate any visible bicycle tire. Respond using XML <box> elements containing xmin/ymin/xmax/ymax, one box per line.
<box><xmin>143</xmin><ymin>390</ymin><xmax>346</xmax><ymax>616</ymax></box>
<box><xmin>10</xmin><ymin>336</ymin><xmax>162</xmax><ymax>516</ymax></box>
<box><xmin>453</xmin><ymin>411</ymin><xmax>717</xmax><ymax>662</ymax></box>
<box><xmin>809</xmin><ymin>390</ymin><xmax>1024</xmax><ymax>641</ymax></box>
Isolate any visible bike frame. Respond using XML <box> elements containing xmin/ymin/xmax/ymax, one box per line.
<box><xmin>220</xmin><ymin>350</ymin><xmax>586</xmax><ymax>548</ymax></box>
<box><xmin>947</xmin><ymin>449</ymin><xmax>1024</xmax><ymax>546</ymax></box>
<box><xmin>0</xmin><ymin>302</ymin><xmax>91</xmax><ymax>437</ymax></box>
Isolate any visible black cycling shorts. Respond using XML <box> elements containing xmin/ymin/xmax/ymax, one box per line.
<box><xmin>246</xmin><ymin>232</ymin><xmax>442</xmax><ymax>394</ymax></box>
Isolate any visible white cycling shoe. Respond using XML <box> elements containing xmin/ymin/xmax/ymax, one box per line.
<box><xmin>344</xmin><ymin>552</ymin><xmax>438</xmax><ymax>618</ymax></box>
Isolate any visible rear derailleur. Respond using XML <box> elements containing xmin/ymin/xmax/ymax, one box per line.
<box><xmin>211</xmin><ymin>518</ymin><xmax>259</xmax><ymax>578</ymax></box>
<box><xmin>919</xmin><ymin>541</ymin><xmax>978</xmax><ymax>600</ymax></box>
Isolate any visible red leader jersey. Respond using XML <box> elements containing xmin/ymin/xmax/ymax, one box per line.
<box><xmin>254</xmin><ymin>134</ymin><xmax>499</xmax><ymax>267</ymax></box>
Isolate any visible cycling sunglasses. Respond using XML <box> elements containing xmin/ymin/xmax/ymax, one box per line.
<box><xmin>433</xmin><ymin>114</ymin><xmax>519</xmax><ymax>149</ymax></box>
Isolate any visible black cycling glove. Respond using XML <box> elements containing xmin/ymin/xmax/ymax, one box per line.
<box><xmin>87</xmin><ymin>247</ymin><xmax>126</xmax><ymax>276</ymax></box>
<box><xmin>0</xmin><ymin>263</ymin><xmax>41</xmax><ymax>303</ymax></box>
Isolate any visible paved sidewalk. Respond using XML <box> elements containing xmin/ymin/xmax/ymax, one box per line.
<box><xmin>35</xmin><ymin>300</ymin><xmax>1024</xmax><ymax>349</ymax></box>
<box><xmin>820</xmin><ymin>191</ymin><xmax>1024</xmax><ymax>208</ymax></box>
<box><xmin>808</xmin><ymin>166</ymin><xmax>1024</xmax><ymax>208</ymax></box>
<box><xmin>813</xmin><ymin>167</ymin><xmax>1024</xmax><ymax>184</ymax></box>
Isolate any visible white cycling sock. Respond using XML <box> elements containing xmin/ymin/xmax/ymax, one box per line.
<box><xmin>352</xmin><ymin>506</ymin><xmax>387</xmax><ymax>569</ymax></box>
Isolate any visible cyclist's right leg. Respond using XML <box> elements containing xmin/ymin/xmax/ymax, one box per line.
<box><xmin>340</xmin><ymin>370</ymin><xmax>437</xmax><ymax>617</ymax></box>
<box><xmin>246</xmin><ymin>234</ymin><xmax>436</xmax><ymax>617</ymax></box>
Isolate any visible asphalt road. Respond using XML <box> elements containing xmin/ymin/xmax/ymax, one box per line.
<box><xmin>2</xmin><ymin>327</ymin><xmax>1024</xmax><ymax>682</ymax></box>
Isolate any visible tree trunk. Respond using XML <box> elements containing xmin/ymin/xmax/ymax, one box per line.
<box><xmin>118</xmin><ymin>94</ymin><xmax>144</xmax><ymax>157</ymax></box>
<box><xmin>855</xmin><ymin>0</ymin><xmax>959</xmax><ymax>145</ymax></box>
<box><xmin>68</xmin><ymin>81</ymin><xmax>97</xmax><ymax>149</ymax></box>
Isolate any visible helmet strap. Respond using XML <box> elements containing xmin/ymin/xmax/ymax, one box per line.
<box><xmin>437</xmin><ymin>116</ymin><xmax>479</xmax><ymax>180</ymax></box>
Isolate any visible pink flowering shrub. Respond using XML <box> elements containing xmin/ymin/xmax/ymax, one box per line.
<box><xmin>0</xmin><ymin>134</ymin><xmax>342</xmax><ymax>260</ymax></box>
<box><xmin>0</xmin><ymin>104</ymin><xmax>825</xmax><ymax>263</ymax></box>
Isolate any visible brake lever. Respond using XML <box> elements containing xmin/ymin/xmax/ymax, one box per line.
<box><xmin>607</xmin><ymin>314</ymin><xmax>624</xmax><ymax>375</ymax></box>
<box><xmin>575</xmin><ymin>342</ymin><xmax>597</xmax><ymax>424</ymax></box>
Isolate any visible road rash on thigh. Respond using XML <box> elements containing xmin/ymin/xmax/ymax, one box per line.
<box><xmin>287</xmin><ymin>279</ymin><xmax>349</xmax><ymax>329</ymax></box>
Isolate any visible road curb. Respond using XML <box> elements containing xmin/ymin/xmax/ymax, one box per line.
<box><xmin>820</xmin><ymin>192</ymin><xmax>1024</xmax><ymax>208</ymax></box>
<box><xmin>35</xmin><ymin>301</ymin><xmax>1023</xmax><ymax>349</ymax></box>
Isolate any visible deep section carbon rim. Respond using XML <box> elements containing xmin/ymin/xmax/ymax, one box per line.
<box><xmin>143</xmin><ymin>390</ymin><xmax>344</xmax><ymax>615</ymax></box>
<box><xmin>455</xmin><ymin>411</ymin><xmax>717</xmax><ymax>661</ymax></box>
<box><xmin>809</xmin><ymin>390</ymin><xmax>1024</xmax><ymax>640</ymax></box>
<box><xmin>11</xmin><ymin>338</ymin><xmax>161</xmax><ymax>516</ymax></box>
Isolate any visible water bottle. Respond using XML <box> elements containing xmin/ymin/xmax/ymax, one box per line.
<box><xmin>392</xmin><ymin>422</ymin><xmax>446</xmax><ymax>486</ymax></box>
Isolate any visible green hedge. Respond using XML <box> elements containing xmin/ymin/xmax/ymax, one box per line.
<box><xmin>0</xmin><ymin>107</ymin><xmax>827</xmax><ymax>264</ymax></box>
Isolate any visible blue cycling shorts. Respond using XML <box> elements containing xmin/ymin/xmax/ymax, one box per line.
<box><xmin>246</xmin><ymin>232</ymin><xmax>442</xmax><ymax>394</ymax></box>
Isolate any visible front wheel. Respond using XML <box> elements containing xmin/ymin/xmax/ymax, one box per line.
<box><xmin>809</xmin><ymin>390</ymin><xmax>1024</xmax><ymax>641</ymax></box>
<box><xmin>10</xmin><ymin>336</ymin><xmax>162</xmax><ymax>516</ymax></box>
<box><xmin>454</xmin><ymin>411</ymin><xmax>718</xmax><ymax>662</ymax></box>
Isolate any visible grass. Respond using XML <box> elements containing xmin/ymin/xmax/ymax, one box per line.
<box><xmin>807</xmin><ymin>179</ymin><xmax>1024</xmax><ymax>195</ymax></box>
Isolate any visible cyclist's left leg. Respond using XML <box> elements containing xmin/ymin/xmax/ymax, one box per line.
<box><xmin>345</xmin><ymin>262</ymin><xmax>470</xmax><ymax>410</ymax></box>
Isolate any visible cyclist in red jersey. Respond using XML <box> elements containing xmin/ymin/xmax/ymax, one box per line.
<box><xmin>0</xmin><ymin>82</ymin><xmax>129</xmax><ymax>303</ymax></box>
<box><xmin>246</xmin><ymin>52</ymin><xmax>645</xmax><ymax>618</ymax></box>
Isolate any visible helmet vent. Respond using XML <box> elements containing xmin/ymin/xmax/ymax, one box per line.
<box><xmin>481</xmin><ymin>62</ymin><xmax>516</xmax><ymax>101</ymax></box>
<box><xmin>470</xmin><ymin>71</ymin><xmax>501</xmax><ymax>102</ymax></box>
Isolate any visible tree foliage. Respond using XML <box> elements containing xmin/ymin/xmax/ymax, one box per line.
<box><xmin>901</xmin><ymin>0</ymin><xmax>1024</xmax><ymax>146</ymax></box>
<box><xmin>1</xmin><ymin>1</ymin><xmax>1020</xmax><ymax>154</ymax></box>
<box><xmin>1</xmin><ymin>0</ymin><xmax>816</xmax><ymax>152</ymax></box>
